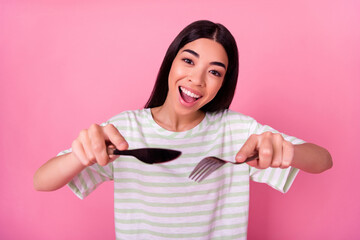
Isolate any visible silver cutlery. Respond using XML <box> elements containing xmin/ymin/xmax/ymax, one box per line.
<box><xmin>189</xmin><ymin>153</ymin><xmax>259</xmax><ymax>182</ymax></box>
<box><xmin>108</xmin><ymin>147</ymin><xmax>181</xmax><ymax>164</ymax></box>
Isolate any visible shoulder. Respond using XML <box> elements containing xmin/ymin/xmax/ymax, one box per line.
<box><xmin>206</xmin><ymin>109</ymin><xmax>255</xmax><ymax>123</ymax></box>
<box><xmin>203</xmin><ymin>110</ymin><xmax>257</xmax><ymax>135</ymax></box>
<box><xmin>105</xmin><ymin>109</ymin><xmax>149</xmax><ymax>125</ymax></box>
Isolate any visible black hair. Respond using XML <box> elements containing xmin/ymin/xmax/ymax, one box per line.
<box><xmin>144</xmin><ymin>20</ymin><xmax>239</xmax><ymax>112</ymax></box>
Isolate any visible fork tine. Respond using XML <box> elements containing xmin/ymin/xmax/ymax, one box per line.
<box><xmin>190</xmin><ymin>155</ymin><xmax>259</xmax><ymax>183</ymax></box>
<box><xmin>190</xmin><ymin>162</ymin><xmax>212</xmax><ymax>181</ymax></box>
<box><xmin>189</xmin><ymin>158</ymin><xmax>214</xmax><ymax>179</ymax></box>
<box><xmin>196</xmin><ymin>161</ymin><xmax>225</xmax><ymax>182</ymax></box>
<box><xmin>192</xmin><ymin>159</ymin><xmax>219</xmax><ymax>182</ymax></box>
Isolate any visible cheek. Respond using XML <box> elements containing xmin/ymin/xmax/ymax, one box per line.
<box><xmin>169</xmin><ymin>62</ymin><xmax>187</xmax><ymax>82</ymax></box>
<box><xmin>208</xmin><ymin>80</ymin><xmax>224</xmax><ymax>98</ymax></box>
<box><xmin>168</xmin><ymin>66</ymin><xmax>184</xmax><ymax>94</ymax></box>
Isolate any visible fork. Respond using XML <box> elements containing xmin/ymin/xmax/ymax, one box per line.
<box><xmin>189</xmin><ymin>153</ymin><xmax>259</xmax><ymax>182</ymax></box>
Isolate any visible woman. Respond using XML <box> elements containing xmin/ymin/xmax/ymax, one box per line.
<box><xmin>34</xmin><ymin>20</ymin><xmax>332</xmax><ymax>239</ymax></box>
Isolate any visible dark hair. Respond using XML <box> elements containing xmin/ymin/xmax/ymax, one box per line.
<box><xmin>145</xmin><ymin>20</ymin><xmax>239</xmax><ymax>112</ymax></box>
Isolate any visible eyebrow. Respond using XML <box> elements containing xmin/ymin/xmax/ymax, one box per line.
<box><xmin>182</xmin><ymin>49</ymin><xmax>227</xmax><ymax>70</ymax></box>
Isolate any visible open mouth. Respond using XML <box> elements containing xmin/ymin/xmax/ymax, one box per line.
<box><xmin>179</xmin><ymin>87</ymin><xmax>202</xmax><ymax>103</ymax></box>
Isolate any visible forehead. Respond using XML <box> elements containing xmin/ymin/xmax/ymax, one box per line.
<box><xmin>178</xmin><ymin>38</ymin><xmax>228</xmax><ymax>66</ymax></box>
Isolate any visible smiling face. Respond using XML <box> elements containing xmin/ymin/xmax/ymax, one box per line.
<box><xmin>165</xmin><ymin>38</ymin><xmax>229</xmax><ymax>116</ymax></box>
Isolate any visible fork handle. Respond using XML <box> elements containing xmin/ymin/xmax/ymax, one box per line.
<box><xmin>235</xmin><ymin>153</ymin><xmax>259</xmax><ymax>164</ymax></box>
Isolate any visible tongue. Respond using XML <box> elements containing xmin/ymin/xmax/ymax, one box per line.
<box><xmin>180</xmin><ymin>90</ymin><xmax>197</xmax><ymax>103</ymax></box>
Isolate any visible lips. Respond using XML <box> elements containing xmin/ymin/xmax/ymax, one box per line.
<box><xmin>179</xmin><ymin>87</ymin><xmax>202</xmax><ymax>103</ymax></box>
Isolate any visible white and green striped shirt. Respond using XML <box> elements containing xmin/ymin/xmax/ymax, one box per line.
<box><xmin>65</xmin><ymin>109</ymin><xmax>304</xmax><ymax>239</ymax></box>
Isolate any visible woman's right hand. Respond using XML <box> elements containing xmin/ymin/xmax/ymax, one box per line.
<box><xmin>71</xmin><ymin>124</ymin><xmax>128</xmax><ymax>167</ymax></box>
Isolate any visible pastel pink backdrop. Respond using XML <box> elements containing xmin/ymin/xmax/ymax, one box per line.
<box><xmin>1</xmin><ymin>0</ymin><xmax>359</xmax><ymax>239</ymax></box>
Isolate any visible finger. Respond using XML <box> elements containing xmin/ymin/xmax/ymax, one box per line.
<box><xmin>280</xmin><ymin>141</ymin><xmax>294</xmax><ymax>169</ymax></box>
<box><xmin>236</xmin><ymin>134</ymin><xmax>259</xmax><ymax>162</ymax></box>
<box><xmin>258</xmin><ymin>134</ymin><xmax>273</xmax><ymax>169</ymax></box>
<box><xmin>246</xmin><ymin>158</ymin><xmax>260</xmax><ymax>168</ymax></box>
<box><xmin>78</xmin><ymin>129</ymin><xmax>96</xmax><ymax>163</ymax></box>
<box><xmin>103</xmin><ymin>124</ymin><xmax>128</xmax><ymax>150</ymax></box>
<box><xmin>270</xmin><ymin>133</ymin><xmax>283</xmax><ymax>168</ymax></box>
<box><xmin>72</xmin><ymin>139</ymin><xmax>93</xmax><ymax>166</ymax></box>
<box><xmin>88</xmin><ymin>124</ymin><xmax>109</xmax><ymax>166</ymax></box>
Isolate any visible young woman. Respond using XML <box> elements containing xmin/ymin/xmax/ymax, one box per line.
<box><xmin>34</xmin><ymin>20</ymin><xmax>332</xmax><ymax>239</ymax></box>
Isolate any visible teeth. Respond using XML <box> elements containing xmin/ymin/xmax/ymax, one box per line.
<box><xmin>180</xmin><ymin>87</ymin><xmax>200</xmax><ymax>98</ymax></box>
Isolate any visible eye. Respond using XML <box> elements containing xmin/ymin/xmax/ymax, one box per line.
<box><xmin>209</xmin><ymin>70</ymin><xmax>222</xmax><ymax>77</ymax></box>
<box><xmin>182</xmin><ymin>58</ymin><xmax>194</xmax><ymax>65</ymax></box>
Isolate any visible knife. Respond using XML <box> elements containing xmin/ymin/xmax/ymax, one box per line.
<box><xmin>107</xmin><ymin>147</ymin><xmax>181</xmax><ymax>164</ymax></box>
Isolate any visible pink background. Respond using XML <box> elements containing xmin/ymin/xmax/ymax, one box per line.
<box><xmin>1</xmin><ymin>0</ymin><xmax>359</xmax><ymax>239</ymax></box>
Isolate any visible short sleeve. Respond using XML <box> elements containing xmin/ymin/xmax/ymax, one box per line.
<box><xmin>248</xmin><ymin>120</ymin><xmax>306</xmax><ymax>193</ymax></box>
<box><xmin>57</xmin><ymin>149</ymin><xmax>114</xmax><ymax>199</ymax></box>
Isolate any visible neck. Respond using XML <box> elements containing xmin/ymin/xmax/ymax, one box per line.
<box><xmin>150</xmin><ymin>102</ymin><xmax>205</xmax><ymax>132</ymax></box>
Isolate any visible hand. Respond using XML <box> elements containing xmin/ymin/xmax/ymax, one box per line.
<box><xmin>71</xmin><ymin>124</ymin><xmax>128</xmax><ymax>167</ymax></box>
<box><xmin>236</xmin><ymin>131</ymin><xmax>294</xmax><ymax>169</ymax></box>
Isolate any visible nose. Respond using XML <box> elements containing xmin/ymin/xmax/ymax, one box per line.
<box><xmin>189</xmin><ymin>67</ymin><xmax>206</xmax><ymax>86</ymax></box>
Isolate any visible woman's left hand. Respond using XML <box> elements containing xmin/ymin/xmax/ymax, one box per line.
<box><xmin>235</xmin><ymin>131</ymin><xmax>294</xmax><ymax>169</ymax></box>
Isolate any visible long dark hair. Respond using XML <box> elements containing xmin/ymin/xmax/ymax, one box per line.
<box><xmin>145</xmin><ymin>20</ymin><xmax>239</xmax><ymax>112</ymax></box>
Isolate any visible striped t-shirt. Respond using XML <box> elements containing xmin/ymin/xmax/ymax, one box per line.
<box><xmin>64</xmin><ymin>109</ymin><xmax>305</xmax><ymax>239</ymax></box>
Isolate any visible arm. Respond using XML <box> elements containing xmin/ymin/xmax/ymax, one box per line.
<box><xmin>236</xmin><ymin>132</ymin><xmax>332</xmax><ymax>173</ymax></box>
<box><xmin>33</xmin><ymin>124</ymin><xmax>128</xmax><ymax>191</ymax></box>
<box><xmin>292</xmin><ymin>142</ymin><xmax>333</xmax><ymax>173</ymax></box>
<box><xmin>33</xmin><ymin>152</ymin><xmax>86</xmax><ymax>191</ymax></box>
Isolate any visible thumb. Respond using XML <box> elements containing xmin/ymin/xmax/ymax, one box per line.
<box><xmin>103</xmin><ymin>124</ymin><xmax>129</xmax><ymax>151</ymax></box>
<box><xmin>236</xmin><ymin>135</ymin><xmax>258</xmax><ymax>162</ymax></box>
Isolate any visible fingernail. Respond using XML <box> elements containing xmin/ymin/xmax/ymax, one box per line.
<box><xmin>236</xmin><ymin>154</ymin><xmax>245</xmax><ymax>162</ymax></box>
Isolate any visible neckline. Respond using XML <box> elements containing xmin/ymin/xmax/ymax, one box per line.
<box><xmin>144</xmin><ymin>108</ymin><xmax>209</xmax><ymax>138</ymax></box>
